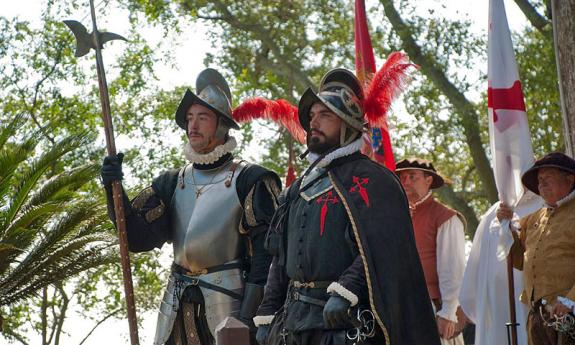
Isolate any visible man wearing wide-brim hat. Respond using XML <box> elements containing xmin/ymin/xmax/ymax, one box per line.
<box><xmin>498</xmin><ymin>152</ymin><xmax>575</xmax><ymax>345</ymax></box>
<box><xmin>396</xmin><ymin>157</ymin><xmax>467</xmax><ymax>345</ymax></box>
<box><xmin>101</xmin><ymin>68</ymin><xmax>281</xmax><ymax>345</ymax></box>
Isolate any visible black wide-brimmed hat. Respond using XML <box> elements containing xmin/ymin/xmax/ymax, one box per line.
<box><xmin>175</xmin><ymin>68</ymin><xmax>239</xmax><ymax>130</ymax></box>
<box><xmin>395</xmin><ymin>157</ymin><xmax>446</xmax><ymax>189</ymax></box>
<box><xmin>521</xmin><ymin>152</ymin><xmax>575</xmax><ymax>195</ymax></box>
<box><xmin>298</xmin><ymin>68</ymin><xmax>365</xmax><ymax>132</ymax></box>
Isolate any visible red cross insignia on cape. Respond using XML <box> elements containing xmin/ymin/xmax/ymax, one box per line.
<box><xmin>349</xmin><ymin>176</ymin><xmax>370</xmax><ymax>207</ymax></box>
<box><xmin>316</xmin><ymin>191</ymin><xmax>339</xmax><ymax>236</ymax></box>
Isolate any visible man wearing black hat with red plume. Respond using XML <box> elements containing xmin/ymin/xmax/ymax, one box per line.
<box><xmin>396</xmin><ymin>158</ymin><xmax>467</xmax><ymax>344</ymax></box>
<box><xmin>101</xmin><ymin>68</ymin><xmax>281</xmax><ymax>345</ymax></box>
<box><xmin>497</xmin><ymin>152</ymin><xmax>575</xmax><ymax>345</ymax></box>
<box><xmin>253</xmin><ymin>65</ymin><xmax>440</xmax><ymax>345</ymax></box>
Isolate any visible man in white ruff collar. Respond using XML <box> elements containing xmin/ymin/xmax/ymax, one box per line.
<box><xmin>101</xmin><ymin>68</ymin><xmax>281</xmax><ymax>345</ymax></box>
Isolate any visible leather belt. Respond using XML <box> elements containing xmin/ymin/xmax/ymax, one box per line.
<box><xmin>172</xmin><ymin>262</ymin><xmax>244</xmax><ymax>301</ymax></box>
<box><xmin>291</xmin><ymin>291</ymin><xmax>327</xmax><ymax>307</ymax></box>
<box><xmin>288</xmin><ymin>280</ymin><xmax>333</xmax><ymax>307</ymax></box>
<box><xmin>172</xmin><ymin>262</ymin><xmax>243</xmax><ymax>277</ymax></box>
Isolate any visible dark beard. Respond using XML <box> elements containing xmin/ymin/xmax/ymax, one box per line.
<box><xmin>307</xmin><ymin>133</ymin><xmax>339</xmax><ymax>154</ymax></box>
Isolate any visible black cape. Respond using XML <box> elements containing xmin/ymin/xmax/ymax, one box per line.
<box><xmin>328</xmin><ymin>153</ymin><xmax>440</xmax><ymax>345</ymax></box>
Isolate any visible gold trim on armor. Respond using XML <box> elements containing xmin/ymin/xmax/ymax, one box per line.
<box><xmin>329</xmin><ymin>172</ymin><xmax>390</xmax><ymax>345</ymax></box>
<box><xmin>244</xmin><ymin>186</ymin><xmax>258</xmax><ymax>228</ymax></box>
<box><xmin>145</xmin><ymin>202</ymin><xmax>165</xmax><ymax>223</ymax></box>
<box><xmin>263</xmin><ymin>176</ymin><xmax>280</xmax><ymax>209</ymax></box>
<box><xmin>132</xmin><ymin>186</ymin><xmax>155</xmax><ymax>211</ymax></box>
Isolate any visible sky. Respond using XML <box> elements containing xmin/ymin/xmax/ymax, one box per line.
<box><xmin>2</xmin><ymin>0</ymin><xmax>529</xmax><ymax>343</ymax></box>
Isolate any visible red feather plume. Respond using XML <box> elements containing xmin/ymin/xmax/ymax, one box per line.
<box><xmin>232</xmin><ymin>97</ymin><xmax>306</xmax><ymax>144</ymax></box>
<box><xmin>363</xmin><ymin>51</ymin><xmax>417</xmax><ymax>128</ymax></box>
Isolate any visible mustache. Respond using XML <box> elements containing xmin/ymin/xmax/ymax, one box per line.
<box><xmin>309</xmin><ymin>129</ymin><xmax>325</xmax><ymax>136</ymax></box>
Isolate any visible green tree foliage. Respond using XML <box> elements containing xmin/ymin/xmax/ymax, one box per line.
<box><xmin>1</xmin><ymin>2</ymin><xmax>172</xmax><ymax>341</ymax></box>
<box><xmin>0</xmin><ymin>115</ymin><xmax>117</xmax><ymax>341</ymax></box>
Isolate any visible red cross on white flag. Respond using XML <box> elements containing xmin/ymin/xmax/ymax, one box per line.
<box><xmin>488</xmin><ymin>0</ymin><xmax>534</xmax><ymax>206</ymax></box>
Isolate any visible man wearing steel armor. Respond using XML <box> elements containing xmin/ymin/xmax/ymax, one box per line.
<box><xmin>253</xmin><ymin>69</ymin><xmax>440</xmax><ymax>345</ymax></box>
<box><xmin>101</xmin><ymin>68</ymin><xmax>281</xmax><ymax>345</ymax></box>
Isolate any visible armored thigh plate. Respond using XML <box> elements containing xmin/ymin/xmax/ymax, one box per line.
<box><xmin>153</xmin><ymin>266</ymin><xmax>245</xmax><ymax>344</ymax></box>
<box><xmin>154</xmin><ymin>274</ymin><xmax>180</xmax><ymax>345</ymax></box>
<box><xmin>200</xmin><ymin>267</ymin><xmax>244</xmax><ymax>335</ymax></box>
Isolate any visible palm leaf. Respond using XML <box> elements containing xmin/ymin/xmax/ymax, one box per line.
<box><xmin>4</xmin><ymin>135</ymin><xmax>86</xmax><ymax>227</ymax></box>
<box><xmin>23</xmin><ymin>163</ymin><xmax>99</xmax><ymax>210</ymax></box>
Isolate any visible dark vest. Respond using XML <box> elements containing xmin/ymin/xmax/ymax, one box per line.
<box><xmin>410</xmin><ymin>196</ymin><xmax>456</xmax><ymax>299</ymax></box>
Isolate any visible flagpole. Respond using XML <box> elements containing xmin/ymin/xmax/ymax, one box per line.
<box><xmin>505</xmin><ymin>254</ymin><xmax>518</xmax><ymax>345</ymax></box>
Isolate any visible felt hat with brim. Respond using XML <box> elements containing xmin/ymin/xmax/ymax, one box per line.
<box><xmin>298</xmin><ymin>68</ymin><xmax>365</xmax><ymax>132</ymax></box>
<box><xmin>521</xmin><ymin>152</ymin><xmax>575</xmax><ymax>195</ymax></box>
<box><xmin>395</xmin><ymin>157</ymin><xmax>447</xmax><ymax>189</ymax></box>
<box><xmin>175</xmin><ymin>68</ymin><xmax>239</xmax><ymax>130</ymax></box>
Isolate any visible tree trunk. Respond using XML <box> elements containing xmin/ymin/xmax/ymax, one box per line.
<box><xmin>551</xmin><ymin>0</ymin><xmax>575</xmax><ymax>157</ymax></box>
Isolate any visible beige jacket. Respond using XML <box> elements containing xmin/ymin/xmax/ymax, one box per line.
<box><xmin>512</xmin><ymin>194</ymin><xmax>575</xmax><ymax>305</ymax></box>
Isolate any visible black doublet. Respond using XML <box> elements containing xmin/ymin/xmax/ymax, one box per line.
<box><xmin>258</xmin><ymin>152</ymin><xmax>440</xmax><ymax>345</ymax></box>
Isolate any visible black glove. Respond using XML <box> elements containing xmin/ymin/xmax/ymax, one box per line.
<box><xmin>101</xmin><ymin>153</ymin><xmax>124</xmax><ymax>187</ymax></box>
<box><xmin>323</xmin><ymin>294</ymin><xmax>352</xmax><ymax>329</ymax></box>
<box><xmin>255</xmin><ymin>325</ymin><xmax>270</xmax><ymax>345</ymax></box>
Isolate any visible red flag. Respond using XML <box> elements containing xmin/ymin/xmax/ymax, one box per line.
<box><xmin>354</xmin><ymin>0</ymin><xmax>396</xmax><ymax>170</ymax></box>
<box><xmin>285</xmin><ymin>163</ymin><xmax>296</xmax><ymax>187</ymax></box>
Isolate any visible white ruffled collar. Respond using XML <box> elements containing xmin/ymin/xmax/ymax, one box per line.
<box><xmin>183</xmin><ymin>136</ymin><xmax>237</xmax><ymax>165</ymax></box>
<box><xmin>306</xmin><ymin>138</ymin><xmax>363</xmax><ymax>169</ymax></box>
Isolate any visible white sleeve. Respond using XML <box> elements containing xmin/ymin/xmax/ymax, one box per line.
<box><xmin>436</xmin><ymin>214</ymin><xmax>466</xmax><ymax>322</ymax></box>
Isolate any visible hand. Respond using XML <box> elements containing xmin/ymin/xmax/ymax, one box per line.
<box><xmin>552</xmin><ymin>302</ymin><xmax>572</xmax><ymax>317</ymax></box>
<box><xmin>255</xmin><ymin>325</ymin><xmax>270</xmax><ymax>345</ymax></box>
<box><xmin>101</xmin><ymin>153</ymin><xmax>124</xmax><ymax>187</ymax></box>
<box><xmin>496</xmin><ymin>203</ymin><xmax>514</xmax><ymax>222</ymax></box>
<box><xmin>323</xmin><ymin>295</ymin><xmax>352</xmax><ymax>328</ymax></box>
<box><xmin>437</xmin><ymin>316</ymin><xmax>456</xmax><ymax>339</ymax></box>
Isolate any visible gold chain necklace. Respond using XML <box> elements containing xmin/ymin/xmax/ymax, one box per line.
<box><xmin>190</xmin><ymin>162</ymin><xmax>228</xmax><ymax>198</ymax></box>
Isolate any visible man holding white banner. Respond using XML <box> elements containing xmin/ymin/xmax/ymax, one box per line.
<box><xmin>497</xmin><ymin>153</ymin><xmax>575</xmax><ymax>345</ymax></box>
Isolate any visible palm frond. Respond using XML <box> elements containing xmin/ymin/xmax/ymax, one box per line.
<box><xmin>23</xmin><ymin>163</ymin><xmax>99</xmax><ymax>210</ymax></box>
<box><xmin>4</xmin><ymin>134</ymin><xmax>86</xmax><ymax>226</ymax></box>
<box><xmin>0</xmin><ymin>114</ymin><xmax>27</xmax><ymax>149</ymax></box>
<box><xmin>0</xmin><ymin>137</ymin><xmax>38</xmax><ymax>195</ymax></box>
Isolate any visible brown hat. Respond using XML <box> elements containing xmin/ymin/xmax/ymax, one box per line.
<box><xmin>521</xmin><ymin>152</ymin><xmax>575</xmax><ymax>195</ymax></box>
<box><xmin>395</xmin><ymin>157</ymin><xmax>446</xmax><ymax>189</ymax></box>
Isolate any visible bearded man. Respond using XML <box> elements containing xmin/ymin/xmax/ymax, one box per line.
<box><xmin>253</xmin><ymin>69</ymin><xmax>440</xmax><ymax>345</ymax></box>
<box><xmin>101</xmin><ymin>68</ymin><xmax>281</xmax><ymax>345</ymax></box>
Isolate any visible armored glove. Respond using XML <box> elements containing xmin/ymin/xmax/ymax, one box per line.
<box><xmin>323</xmin><ymin>294</ymin><xmax>352</xmax><ymax>328</ymax></box>
<box><xmin>255</xmin><ymin>325</ymin><xmax>270</xmax><ymax>345</ymax></box>
<box><xmin>101</xmin><ymin>153</ymin><xmax>124</xmax><ymax>187</ymax></box>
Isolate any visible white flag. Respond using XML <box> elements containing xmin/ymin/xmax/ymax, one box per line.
<box><xmin>459</xmin><ymin>1</ymin><xmax>542</xmax><ymax>344</ymax></box>
<box><xmin>488</xmin><ymin>0</ymin><xmax>534</xmax><ymax>207</ymax></box>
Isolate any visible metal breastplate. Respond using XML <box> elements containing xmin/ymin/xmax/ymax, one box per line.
<box><xmin>171</xmin><ymin>161</ymin><xmax>245</xmax><ymax>272</ymax></box>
